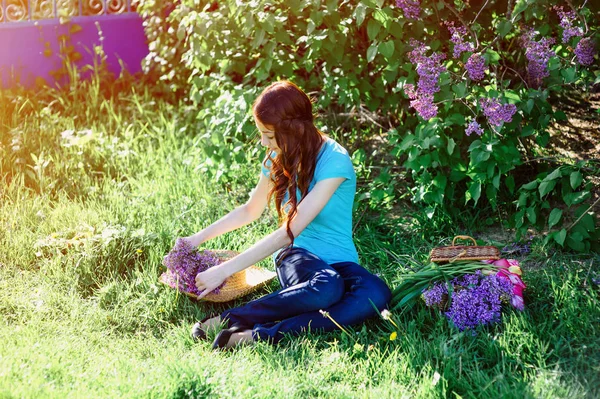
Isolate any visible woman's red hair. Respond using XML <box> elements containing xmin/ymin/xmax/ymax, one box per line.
<box><xmin>252</xmin><ymin>81</ymin><xmax>325</xmax><ymax>246</ymax></box>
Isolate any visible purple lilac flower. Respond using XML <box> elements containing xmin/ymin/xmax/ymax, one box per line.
<box><xmin>521</xmin><ymin>28</ymin><xmax>556</xmax><ymax>87</ymax></box>
<box><xmin>162</xmin><ymin>238</ymin><xmax>224</xmax><ymax>296</ymax></box>
<box><xmin>410</xmin><ymin>94</ymin><xmax>438</xmax><ymax>119</ymax></box>
<box><xmin>446</xmin><ymin>22</ymin><xmax>475</xmax><ymax>58</ymax></box>
<box><xmin>555</xmin><ymin>7</ymin><xmax>583</xmax><ymax>43</ymax></box>
<box><xmin>465</xmin><ymin>53</ymin><xmax>486</xmax><ymax>81</ymax></box>
<box><xmin>444</xmin><ymin>272</ymin><xmax>515</xmax><ymax>331</ymax></box>
<box><xmin>575</xmin><ymin>38</ymin><xmax>596</xmax><ymax>66</ymax></box>
<box><xmin>423</xmin><ymin>282</ymin><xmax>448</xmax><ymax>308</ymax></box>
<box><xmin>479</xmin><ymin>98</ymin><xmax>517</xmax><ymax>127</ymax></box>
<box><xmin>465</xmin><ymin>121</ymin><xmax>484</xmax><ymax>136</ymax></box>
<box><xmin>395</xmin><ymin>0</ymin><xmax>420</xmax><ymax>20</ymax></box>
<box><xmin>404</xmin><ymin>39</ymin><xmax>447</xmax><ymax>120</ymax></box>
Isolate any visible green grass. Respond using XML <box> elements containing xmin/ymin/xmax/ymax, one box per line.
<box><xmin>1</xmin><ymin>80</ymin><xmax>599</xmax><ymax>398</ymax></box>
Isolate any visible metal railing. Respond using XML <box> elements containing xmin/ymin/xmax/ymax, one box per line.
<box><xmin>0</xmin><ymin>0</ymin><xmax>137</xmax><ymax>23</ymax></box>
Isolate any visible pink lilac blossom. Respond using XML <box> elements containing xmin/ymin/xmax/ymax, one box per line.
<box><xmin>575</xmin><ymin>37</ymin><xmax>596</xmax><ymax>66</ymax></box>
<box><xmin>162</xmin><ymin>238</ymin><xmax>224</xmax><ymax>296</ymax></box>
<box><xmin>465</xmin><ymin>53</ymin><xmax>486</xmax><ymax>81</ymax></box>
<box><xmin>479</xmin><ymin>98</ymin><xmax>517</xmax><ymax>127</ymax></box>
<box><xmin>555</xmin><ymin>7</ymin><xmax>583</xmax><ymax>43</ymax></box>
<box><xmin>465</xmin><ymin>120</ymin><xmax>484</xmax><ymax>136</ymax></box>
<box><xmin>521</xmin><ymin>28</ymin><xmax>556</xmax><ymax>87</ymax></box>
<box><xmin>446</xmin><ymin>22</ymin><xmax>475</xmax><ymax>58</ymax></box>
<box><xmin>404</xmin><ymin>39</ymin><xmax>447</xmax><ymax>120</ymax></box>
<box><xmin>395</xmin><ymin>0</ymin><xmax>420</xmax><ymax>20</ymax></box>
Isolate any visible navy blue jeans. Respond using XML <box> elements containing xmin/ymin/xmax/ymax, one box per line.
<box><xmin>220</xmin><ymin>247</ymin><xmax>392</xmax><ymax>344</ymax></box>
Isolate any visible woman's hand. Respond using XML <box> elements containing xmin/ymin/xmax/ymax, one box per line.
<box><xmin>195</xmin><ymin>265</ymin><xmax>229</xmax><ymax>299</ymax></box>
<box><xmin>182</xmin><ymin>233</ymin><xmax>204</xmax><ymax>248</ymax></box>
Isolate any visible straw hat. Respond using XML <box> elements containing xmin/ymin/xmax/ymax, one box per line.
<box><xmin>159</xmin><ymin>249</ymin><xmax>277</xmax><ymax>303</ymax></box>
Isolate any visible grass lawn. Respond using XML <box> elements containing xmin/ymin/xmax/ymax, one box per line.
<box><xmin>1</xmin><ymin>82</ymin><xmax>599</xmax><ymax>398</ymax></box>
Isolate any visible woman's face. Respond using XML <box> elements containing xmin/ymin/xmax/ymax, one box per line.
<box><xmin>255</xmin><ymin>117</ymin><xmax>280</xmax><ymax>153</ymax></box>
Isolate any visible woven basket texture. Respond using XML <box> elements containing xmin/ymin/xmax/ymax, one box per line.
<box><xmin>429</xmin><ymin>236</ymin><xmax>500</xmax><ymax>263</ymax></box>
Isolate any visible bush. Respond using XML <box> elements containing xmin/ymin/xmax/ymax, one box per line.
<box><xmin>141</xmin><ymin>0</ymin><xmax>600</xmax><ymax>250</ymax></box>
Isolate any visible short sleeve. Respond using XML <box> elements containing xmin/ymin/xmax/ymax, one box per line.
<box><xmin>315</xmin><ymin>151</ymin><xmax>355</xmax><ymax>182</ymax></box>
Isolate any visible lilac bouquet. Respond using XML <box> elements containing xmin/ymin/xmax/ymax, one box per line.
<box><xmin>162</xmin><ymin>238</ymin><xmax>224</xmax><ymax>296</ymax></box>
<box><xmin>419</xmin><ymin>259</ymin><xmax>526</xmax><ymax>331</ymax></box>
<box><xmin>423</xmin><ymin>271</ymin><xmax>516</xmax><ymax>331</ymax></box>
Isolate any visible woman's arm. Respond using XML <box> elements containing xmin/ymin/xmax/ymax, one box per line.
<box><xmin>195</xmin><ymin>177</ymin><xmax>346</xmax><ymax>298</ymax></box>
<box><xmin>184</xmin><ymin>172</ymin><xmax>271</xmax><ymax>247</ymax></box>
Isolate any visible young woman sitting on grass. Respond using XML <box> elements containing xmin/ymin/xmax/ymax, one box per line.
<box><xmin>185</xmin><ymin>80</ymin><xmax>392</xmax><ymax>349</ymax></box>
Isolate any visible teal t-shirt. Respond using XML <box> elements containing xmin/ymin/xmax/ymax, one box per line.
<box><xmin>262</xmin><ymin>137</ymin><xmax>359</xmax><ymax>265</ymax></box>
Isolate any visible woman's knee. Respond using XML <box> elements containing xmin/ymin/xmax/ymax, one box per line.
<box><xmin>359</xmin><ymin>274</ymin><xmax>393</xmax><ymax>311</ymax></box>
<box><xmin>309</xmin><ymin>269</ymin><xmax>344</xmax><ymax>307</ymax></box>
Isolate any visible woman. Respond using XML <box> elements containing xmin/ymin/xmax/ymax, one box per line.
<box><xmin>186</xmin><ymin>81</ymin><xmax>391</xmax><ymax>349</ymax></box>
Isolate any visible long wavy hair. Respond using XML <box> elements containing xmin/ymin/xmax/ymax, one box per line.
<box><xmin>252</xmin><ymin>81</ymin><xmax>326</xmax><ymax>245</ymax></box>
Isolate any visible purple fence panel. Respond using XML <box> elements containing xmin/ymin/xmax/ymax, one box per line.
<box><xmin>0</xmin><ymin>1</ymin><xmax>149</xmax><ymax>88</ymax></box>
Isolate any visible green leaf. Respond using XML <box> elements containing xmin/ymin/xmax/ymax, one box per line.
<box><xmin>570</xmin><ymin>171</ymin><xmax>583</xmax><ymax>189</ymax></box>
<box><xmin>506</xmin><ymin>175</ymin><xmax>515</xmax><ymax>194</ymax></box>
<box><xmin>485</xmin><ymin>49</ymin><xmax>501</xmax><ymax>62</ymax></box>
<box><xmin>379</xmin><ymin>40</ymin><xmax>395</xmax><ymax>59</ymax></box>
<box><xmin>561</xmin><ymin>67</ymin><xmax>576</xmax><ymax>83</ymax></box>
<box><xmin>563</xmin><ymin>191</ymin><xmax>591</xmax><ymax>206</ymax></box>
<box><xmin>497</xmin><ymin>20</ymin><xmax>513</xmax><ymax>37</ymax></box>
<box><xmin>512</xmin><ymin>0</ymin><xmax>529</xmax><ymax>18</ymax></box>
<box><xmin>554</xmin><ymin>110</ymin><xmax>567</xmax><ymax>121</ymax></box>
<box><xmin>366</xmin><ymin>44</ymin><xmax>378</xmax><ymax>62</ymax></box>
<box><xmin>525</xmin><ymin>99</ymin><xmax>534</xmax><ymax>114</ymax></box>
<box><xmin>522</xmin><ymin>180</ymin><xmax>538</xmax><ymax>190</ymax></box>
<box><xmin>553</xmin><ymin>229</ymin><xmax>567</xmax><ymax>246</ymax></box>
<box><xmin>538</xmin><ymin>180</ymin><xmax>557</xmax><ymax>197</ymax></box>
<box><xmin>543</xmin><ymin>168</ymin><xmax>562</xmax><ymax>182</ymax></box>
<box><xmin>504</xmin><ymin>91</ymin><xmax>520</xmax><ymax>101</ymax></box>
<box><xmin>447</xmin><ymin>113</ymin><xmax>465</xmax><ymax>126</ymax></box>
<box><xmin>521</xmin><ymin>125</ymin><xmax>535</xmax><ymax>137</ymax></box>
<box><xmin>467</xmin><ymin>182</ymin><xmax>482</xmax><ymax>205</ymax></box>
<box><xmin>452</xmin><ymin>82</ymin><xmax>467</xmax><ymax>98</ymax></box>
<box><xmin>447</xmin><ymin>138</ymin><xmax>456</xmax><ymax>155</ymax></box>
<box><xmin>526</xmin><ymin>206</ymin><xmax>537</xmax><ymax>224</ymax></box>
<box><xmin>354</xmin><ymin>3</ymin><xmax>367</xmax><ymax>26</ymax></box>
<box><xmin>515</xmin><ymin>209</ymin><xmax>525</xmax><ymax>229</ymax></box>
<box><xmin>367</xmin><ymin>19</ymin><xmax>381</xmax><ymax>40</ymax></box>
<box><xmin>548</xmin><ymin>208</ymin><xmax>563</xmax><ymax>229</ymax></box>
<box><xmin>566</xmin><ymin>234</ymin><xmax>586</xmax><ymax>252</ymax></box>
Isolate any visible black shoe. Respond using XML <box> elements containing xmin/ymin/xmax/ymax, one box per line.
<box><xmin>191</xmin><ymin>315</ymin><xmax>217</xmax><ymax>340</ymax></box>
<box><xmin>211</xmin><ymin>324</ymin><xmax>249</xmax><ymax>350</ymax></box>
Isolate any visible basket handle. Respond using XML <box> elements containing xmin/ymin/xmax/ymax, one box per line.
<box><xmin>452</xmin><ymin>235</ymin><xmax>477</xmax><ymax>246</ymax></box>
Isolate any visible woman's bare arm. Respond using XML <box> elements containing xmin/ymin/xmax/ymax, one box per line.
<box><xmin>195</xmin><ymin>177</ymin><xmax>346</xmax><ymax>298</ymax></box>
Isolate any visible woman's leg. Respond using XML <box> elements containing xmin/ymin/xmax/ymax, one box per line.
<box><xmin>220</xmin><ymin>248</ymin><xmax>345</xmax><ymax>327</ymax></box>
<box><xmin>252</xmin><ymin>262</ymin><xmax>392</xmax><ymax>344</ymax></box>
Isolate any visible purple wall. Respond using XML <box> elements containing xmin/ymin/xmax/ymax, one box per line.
<box><xmin>0</xmin><ymin>13</ymin><xmax>149</xmax><ymax>88</ymax></box>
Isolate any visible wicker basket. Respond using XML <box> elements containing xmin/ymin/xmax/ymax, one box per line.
<box><xmin>429</xmin><ymin>235</ymin><xmax>500</xmax><ymax>263</ymax></box>
<box><xmin>159</xmin><ymin>249</ymin><xmax>276</xmax><ymax>302</ymax></box>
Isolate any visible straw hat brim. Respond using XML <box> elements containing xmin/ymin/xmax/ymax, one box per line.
<box><xmin>158</xmin><ymin>249</ymin><xmax>277</xmax><ymax>303</ymax></box>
